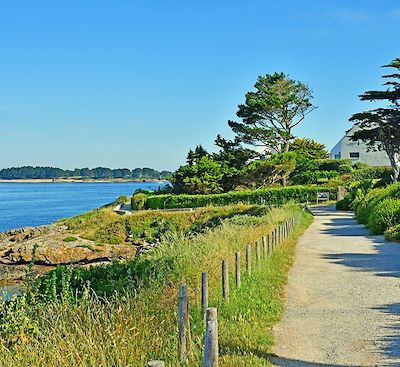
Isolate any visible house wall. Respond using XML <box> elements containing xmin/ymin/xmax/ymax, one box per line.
<box><xmin>330</xmin><ymin>125</ymin><xmax>391</xmax><ymax>166</ymax></box>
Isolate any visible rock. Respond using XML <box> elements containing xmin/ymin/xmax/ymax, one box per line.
<box><xmin>0</xmin><ymin>224</ymin><xmax>137</xmax><ymax>282</ymax></box>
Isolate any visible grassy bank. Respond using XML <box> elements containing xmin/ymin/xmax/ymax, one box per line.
<box><xmin>0</xmin><ymin>204</ymin><xmax>312</xmax><ymax>366</ymax></box>
<box><xmin>60</xmin><ymin>204</ymin><xmax>271</xmax><ymax>245</ymax></box>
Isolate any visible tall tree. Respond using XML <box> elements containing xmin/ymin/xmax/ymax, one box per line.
<box><xmin>350</xmin><ymin>58</ymin><xmax>400</xmax><ymax>182</ymax></box>
<box><xmin>213</xmin><ymin>135</ymin><xmax>257</xmax><ymax>191</ymax></box>
<box><xmin>228</xmin><ymin>72</ymin><xmax>316</xmax><ymax>153</ymax></box>
<box><xmin>186</xmin><ymin>145</ymin><xmax>209</xmax><ymax>165</ymax></box>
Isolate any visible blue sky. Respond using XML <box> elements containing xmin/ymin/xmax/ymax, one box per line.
<box><xmin>0</xmin><ymin>0</ymin><xmax>399</xmax><ymax>171</ymax></box>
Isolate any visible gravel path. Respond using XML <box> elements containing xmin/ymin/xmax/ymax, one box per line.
<box><xmin>271</xmin><ymin>205</ymin><xmax>400</xmax><ymax>367</ymax></box>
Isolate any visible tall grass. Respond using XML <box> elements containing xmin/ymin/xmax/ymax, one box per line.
<box><xmin>0</xmin><ymin>204</ymin><xmax>312</xmax><ymax>367</ymax></box>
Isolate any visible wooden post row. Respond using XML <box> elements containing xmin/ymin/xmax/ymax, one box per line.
<box><xmin>262</xmin><ymin>236</ymin><xmax>267</xmax><ymax>259</ymax></box>
<box><xmin>222</xmin><ymin>259</ymin><xmax>229</xmax><ymax>300</ymax></box>
<box><xmin>202</xmin><ymin>307</ymin><xmax>218</xmax><ymax>367</ymax></box>
<box><xmin>178</xmin><ymin>284</ymin><xmax>189</xmax><ymax>363</ymax></box>
<box><xmin>246</xmin><ymin>244</ymin><xmax>251</xmax><ymax>275</ymax></box>
<box><xmin>255</xmin><ymin>240</ymin><xmax>260</xmax><ymax>264</ymax></box>
<box><xmin>202</xmin><ymin>272</ymin><xmax>208</xmax><ymax>312</ymax></box>
<box><xmin>235</xmin><ymin>252</ymin><xmax>241</xmax><ymax>288</ymax></box>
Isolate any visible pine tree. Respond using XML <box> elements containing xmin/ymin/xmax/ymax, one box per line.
<box><xmin>350</xmin><ymin>58</ymin><xmax>400</xmax><ymax>182</ymax></box>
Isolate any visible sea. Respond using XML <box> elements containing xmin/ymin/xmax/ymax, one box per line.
<box><xmin>0</xmin><ymin>181</ymin><xmax>169</xmax><ymax>233</ymax></box>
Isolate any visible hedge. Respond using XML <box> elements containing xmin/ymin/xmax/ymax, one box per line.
<box><xmin>145</xmin><ymin>186</ymin><xmax>338</xmax><ymax>209</ymax></box>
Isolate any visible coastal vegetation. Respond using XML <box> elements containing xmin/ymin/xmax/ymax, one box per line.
<box><xmin>336</xmin><ymin>181</ymin><xmax>400</xmax><ymax>240</ymax></box>
<box><xmin>140</xmin><ymin>185</ymin><xmax>338</xmax><ymax>210</ymax></box>
<box><xmin>0</xmin><ymin>204</ymin><xmax>311</xmax><ymax>366</ymax></box>
<box><xmin>349</xmin><ymin>58</ymin><xmax>400</xmax><ymax>182</ymax></box>
<box><xmin>60</xmin><ymin>204</ymin><xmax>273</xmax><ymax>245</ymax></box>
<box><xmin>0</xmin><ymin>166</ymin><xmax>172</xmax><ymax>180</ymax></box>
<box><xmin>2</xmin><ymin>59</ymin><xmax>399</xmax><ymax>366</ymax></box>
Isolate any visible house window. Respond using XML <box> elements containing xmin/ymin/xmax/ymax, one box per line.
<box><xmin>334</xmin><ymin>154</ymin><xmax>340</xmax><ymax>159</ymax></box>
<box><xmin>349</xmin><ymin>152</ymin><xmax>360</xmax><ymax>158</ymax></box>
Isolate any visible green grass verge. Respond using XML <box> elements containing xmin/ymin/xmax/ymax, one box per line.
<box><xmin>0</xmin><ymin>204</ymin><xmax>312</xmax><ymax>366</ymax></box>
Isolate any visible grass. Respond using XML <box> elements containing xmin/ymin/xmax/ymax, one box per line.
<box><xmin>62</xmin><ymin>236</ymin><xmax>77</xmax><ymax>242</ymax></box>
<box><xmin>0</xmin><ymin>204</ymin><xmax>312</xmax><ymax>366</ymax></box>
<box><xmin>59</xmin><ymin>204</ymin><xmax>271</xmax><ymax>245</ymax></box>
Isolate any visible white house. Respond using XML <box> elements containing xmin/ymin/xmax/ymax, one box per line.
<box><xmin>330</xmin><ymin>125</ymin><xmax>390</xmax><ymax>166</ymax></box>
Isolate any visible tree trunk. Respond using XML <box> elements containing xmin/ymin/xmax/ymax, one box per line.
<box><xmin>385</xmin><ymin>144</ymin><xmax>400</xmax><ymax>183</ymax></box>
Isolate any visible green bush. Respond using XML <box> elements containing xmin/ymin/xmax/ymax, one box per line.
<box><xmin>131</xmin><ymin>193</ymin><xmax>148</xmax><ymax>210</ymax></box>
<box><xmin>352</xmin><ymin>166</ymin><xmax>392</xmax><ymax>182</ymax></box>
<box><xmin>318</xmin><ymin>159</ymin><xmax>353</xmax><ymax>173</ymax></box>
<box><xmin>116</xmin><ymin>195</ymin><xmax>129</xmax><ymax>203</ymax></box>
<box><xmin>367</xmin><ymin>198</ymin><xmax>400</xmax><ymax>234</ymax></box>
<box><xmin>336</xmin><ymin>194</ymin><xmax>352</xmax><ymax>210</ymax></box>
<box><xmin>63</xmin><ymin>236</ymin><xmax>78</xmax><ymax>242</ymax></box>
<box><xmin>384</xmin><ymin>224</ymin><xmax>400</xmax><ymax>241</ymax></box>
<box><xmin>146</xmin><ymin>186</ymin><xmax>338</xmax><ymax>209</ymax></box>
<box><xmin>355</xmin><ymin>183</ymin><xmax>400</xmax><ymax>224</ymax></box>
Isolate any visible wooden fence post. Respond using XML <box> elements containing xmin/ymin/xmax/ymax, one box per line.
<box><xmin>262</xmin><ymin>236</ymin><xmax>267</xmax><ymax>259</ymax></box>
<box><xmin>147</xmin><ymin>361</ymin><xmax>165</xmax><ymax>367</ymax></box>
<box><xmin>178</xmin><ymin>284</ymin><xmax>189</xmax><ymax>363</ymax></box>
<box><xmin>222</xmin><ymin>259</ymin><xmax>229</xmax><ymax>300</ymax></box>
<box><xmin>267</xmin><ymin>234</ymin><xmax>271</xmax><ymax>255</ymax></box>
<box><xmin>202</xmin><ymin>272</ymin><xmax>208</xmax><ymax>312</ymax></box>
<box><xmin>235</xmin><ymin>252</ymin><xmax>241</xmax><ymax>288</ymax></box>
<box><xmin>255</xmin><ymin>240</ymin><xmax>260</xmax><ymax>265</ymax></box>
<box><xmin>246</xmin><ymin>244</ymin><xmax>251</xmax><ymax>275</ymax></box>
<box><xmin>202</xmin><ymin>307</ymin><xmax>218</xmax><ymax>367</ymax></box>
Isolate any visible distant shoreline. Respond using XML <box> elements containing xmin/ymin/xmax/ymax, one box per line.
<box><xmin>0</xmin><ymin>178</ymin><xmax>170</xmax><ymax>183</ymax></box>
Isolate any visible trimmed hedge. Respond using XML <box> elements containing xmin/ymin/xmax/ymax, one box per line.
<box><xmin>146</xmin><ymin>186</ymin><xmax>338</xmax><ymax>209</ymax></box>
<box><xmin>367</xmin><ymin>198</ymin><xmax>400</xmax><ymax>234</ymax></box>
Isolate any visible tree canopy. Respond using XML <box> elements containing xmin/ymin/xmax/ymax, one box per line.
<box><xmin>350</xmin><ymin>58</ymin><xmax>400</xmax><ymax>182</ymax></box>
<box><xmin>228</xmin><ymin>72</ymin><xmax>316</xmax><ymax>153</ymax></box>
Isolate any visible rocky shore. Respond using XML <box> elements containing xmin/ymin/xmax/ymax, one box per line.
<box><xmin>0</xmin><ymin>225</ymin><xmax>137</xmax><ymax>282</ymax></box>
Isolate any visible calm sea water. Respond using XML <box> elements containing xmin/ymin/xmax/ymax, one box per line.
<box><xmin>0</xmin><ymin>182</ymin><xmax>168</xmax><ymax>232</ymax></box>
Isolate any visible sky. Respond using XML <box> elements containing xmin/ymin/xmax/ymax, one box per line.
<box><xmin>0</xmin><ymin>0</ymin><xmax>399</xmax><ymax>172</ymax></box>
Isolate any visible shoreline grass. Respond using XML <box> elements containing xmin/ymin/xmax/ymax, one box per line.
<box><xmin>0</xmin><ymin>204</ymin><xmax>312</xmax><ymax>367</ymax></box>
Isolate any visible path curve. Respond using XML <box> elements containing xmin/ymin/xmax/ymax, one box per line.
<box><xmin>271</xmin><ymin>205</ymin><xmax>400</xmax><ymax>367</ymax></box>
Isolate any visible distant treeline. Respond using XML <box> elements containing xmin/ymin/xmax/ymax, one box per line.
<box><xmin>0</xmin><ymin>166</ymin><xmax>172</xmax><ymax>180</ymax></box>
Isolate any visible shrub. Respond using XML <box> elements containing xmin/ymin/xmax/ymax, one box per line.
<box><xmin>336</xmin><ymin>194</ymin><xmax>352</xmax><ymax>210</ymax></box>
<box><xmin>116</xmin><ymin>195</ymin><xmax>129</xmax><ymax>203</ymax></box>
<box><xmin>384</xmin><ymin>224</ymin><xmax>400</xmax><ymax>241</ymax></box>
<box><xmin>146</xmin><ymin>186</ymin><xmax>338</xmax><ymax>209</ymax></box>
<box><xmin>367</xmin><ymin>198</ymin><xmax>400</xmax><ymax>234</ymax></box>
<box><xmin>131</xmin><ymin>193</ymin><xmax>148</xmax><ymax>210</ymax></box>
<box><xmin>318</xmin><ymin>159</ymin><xmax>353</xmax><ymax>173</ymax></box>
<box><xmin>352</xmin><ymin>166</ymin><xmax>392</xmax><ymax>182</ymax></box>
<box><xmin>63</xmin><ymin>236</ymin><xmax>78</xmax><ymax>242</ymax></box>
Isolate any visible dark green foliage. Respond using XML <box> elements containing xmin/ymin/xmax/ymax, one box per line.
<box><xmin>186</xmin><ymin>145</ymin><xmax>209</xmax><ymax>165</ymax></box>
<box><xmin>131</xmin><ymin>193</ymin><xmax>148</xmax><ymax>210</ymax></box>
<box><xmin>318</xmin><ymin>159</ymin><xmax>353</xmax><ymax>173</ymax></box>
<box><xmin>349</xmin><ymin>58</ymin><xmax>400</xmax><ymax>182</ymax></box>
<box><xmin>0</xmin><ymin>166</ymin><xmax>172</xmax><ymax>180</ymax></box>
<box><xmin>244</xmin><ymin>152</ymin><xmax>297</xmax><ymax>187</ymax></box>
<box><xmin>336</xmin><ymin>179</ymin><xmax>375</xmax><ymax>212</ymax></box>
<box><xmin>229</xmin><ymin>72</ymin><xmax>316</xmax><ymax>152</ymax></box>
<box><xmin>172</xmin><ymin>156</ymin><xmax>224</xmax><ymax>194</ymax></box>
<box><xmin>336</xmin><ymin>195</ymin><xmax>352</xmax><ymax>211</ymax></box>
<box><xmin>146</xmin><ymin>186</ymin><xmax>338</xmax><ymax>209</ymax></box>
<box><xmin>351</xmin><ymin>166</ymin><xmax>392</xmax><ymax>182</ymax></box>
